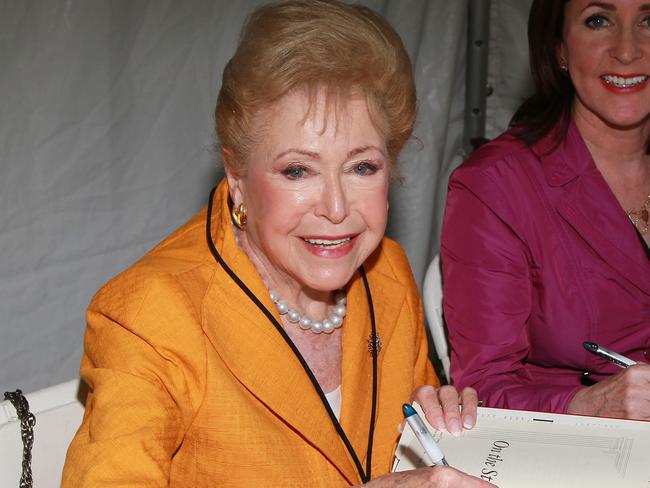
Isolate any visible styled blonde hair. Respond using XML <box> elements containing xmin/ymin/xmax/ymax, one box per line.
<box><xmin>215</xmin><ymin>0</ymin><xmax>416</xmax><ymax>174</ymax></box>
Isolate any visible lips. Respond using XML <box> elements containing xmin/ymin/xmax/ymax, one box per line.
<box><xmin>302</xmin><ymin>236</ymin><xmax>352</xmax><ymax>249</ymax></box>
<box><xmin>300</xmin><ymin>234</ymin><xmax>357</xmax><ymax>257</ymax></box>
<box><xmin>600</xmin><ymin>74</ymin><xmax>648</xmax><ymax>92</ymax></box>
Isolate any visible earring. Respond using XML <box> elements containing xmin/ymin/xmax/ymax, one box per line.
<box><xmin>559</xmin><ymin>58</ymin><xmax>568</xmax><ymax>72</ymax></box>
<box><xmin>232</xmin><ymin>203</ymin><xmax>247</xmax><ymax>230</ymax></box>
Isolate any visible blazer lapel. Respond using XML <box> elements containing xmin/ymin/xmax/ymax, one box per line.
<box><xmin>339</xmin><ymin>251</ymin><xmax>406</xmax><ymax>474</ymax></box>
<box><xmin>201</xmin><ymin>181</ymin><xmax>362</xmax><ymax>484</ymax></box>
<box><xmin>539</xmin><ymin>124</ymin><xmax>650</xmax><ymax>295</ymax></box>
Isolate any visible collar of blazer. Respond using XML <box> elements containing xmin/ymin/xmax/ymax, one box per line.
<box><xmin>201</xmin><ymin>180</ymin><xmax>407</xmax><ymax>484</ymax></box>
<box><xmin>534</xmin><ymin>122</ymin><xmax>650</xmax><ymax>294</ymax></box>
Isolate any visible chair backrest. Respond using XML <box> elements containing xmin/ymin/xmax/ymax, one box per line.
<box><xmin>422</xmin><ymin>254</ymin><xmax>451</xmax><ymax>382</ymax></box>
<box><xmin>0</xmin><ymin>379</ymin><xmax>85</xmax><ymax>488</ymax></box>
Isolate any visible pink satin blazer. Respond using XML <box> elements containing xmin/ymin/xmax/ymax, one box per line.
<box><xmin>441</xmin><ymin>121</ymin><xmax>650</xmax><ymax>413</ymax></box>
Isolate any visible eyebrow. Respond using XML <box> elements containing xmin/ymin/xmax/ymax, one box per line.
<box><xmin>581</xmin><ymin>2</ymin><xmax>615</xmax><ymax>12</ymax></box>
<box><xmin>581</xmin><ymin>2</ymin><xmax>650</xmax><ymax>12</ymax></box>
<box><xmin>347</xmin><ymin>145</ymin><xmax>387</xmax><ymax>159</ymax></box>
<box><xmin>274</xmin><ymin>145</ymin><xmax>387</xmax><ymax>161</ymax></box>
<box><xmin>274</xmin><ymin>149</ymin><xmax>320</xmax><ymax>161</ymax></box>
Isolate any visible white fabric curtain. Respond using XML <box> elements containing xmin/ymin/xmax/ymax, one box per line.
<box><xmin>486</xmin><ymin>0</ymin><xmax>534</xmax><ymax>138</ymax></box>
<box><xmin>0</xmin><ymin>0</ymin><xmax>532</xmax><ymax>393</ymax></box>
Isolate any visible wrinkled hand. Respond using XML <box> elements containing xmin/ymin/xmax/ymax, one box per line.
<box><xmin>567</xmin><ymin>363</ymin><xmax>650</xmax><ymax>420</ymax></box>
<box><xmin>410</xmin><ymin>384</ymin><xmax>479</xmax><ymax>436</ymax></box>
<box><xmin>362</xmin><ymin>466</ymin><xmax>496</xmax><ymax>487</ymax></box>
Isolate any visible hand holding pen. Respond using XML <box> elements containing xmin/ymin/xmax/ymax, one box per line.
<box><xmin>380</xmin><ymin>403</ymin><xmax>495</xmax><ymax>487</ymax></box>
<box><xmin>362</xmin><ymin>385</ymin><xmax>494</xmax><ymax>487</ymax></box>
<box><xmin>567</xmin><ymin>341</ymin><xmax>650</xmax><ymax>421</ymax></box>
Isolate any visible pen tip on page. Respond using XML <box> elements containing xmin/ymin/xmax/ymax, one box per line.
<box><xmin>583</xmin><ymin>341</ymin><xmax>597</xmax><ymax>351</ymax></box>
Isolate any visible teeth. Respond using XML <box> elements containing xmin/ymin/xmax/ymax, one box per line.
<box><xmin>304</xmin><ymin>237</ymin><xmax>351</xmax><ymax>248</ymax></box>
<box><xmin>602</xmin><ymin>75</ymin><xmax>648</xmax><ymax>88</ymax></box>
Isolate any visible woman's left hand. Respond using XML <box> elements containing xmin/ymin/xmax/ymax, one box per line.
<box><xmin>410</xmin><ymin>385</ymin><xmax>479</xmax><ymax>436</ymax></box>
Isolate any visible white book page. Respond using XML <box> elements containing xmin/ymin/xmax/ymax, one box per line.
<box><xmin>393</xmin><ymin>404</ymin><xmax>650</xmax><ymax>488</ymax></box>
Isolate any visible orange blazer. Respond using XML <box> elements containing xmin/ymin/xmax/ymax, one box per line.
<box><xmin>62</xmin><ymin>180</ymin><xmax>438</xmax><ymax>487</ymax></box>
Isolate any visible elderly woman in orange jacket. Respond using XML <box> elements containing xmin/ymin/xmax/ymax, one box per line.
<box><xmin>62</xmin><ymin>1</ymin><xmax>490</xmax><ymax>486</ymax></box>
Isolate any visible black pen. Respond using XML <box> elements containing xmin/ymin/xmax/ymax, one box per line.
<box><xmin>583</xmin><ymin>341</ymin><xmax>637</xmax><ymax>368</ymax></box>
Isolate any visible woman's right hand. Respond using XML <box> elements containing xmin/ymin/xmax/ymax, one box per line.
<box><xmin>362</xmin><ymin>466</ymin><xmax>496</xmax><ymax>487</ymax></box>
<box><xmin>567</xmin><ymin>363</ymin><xmax>650</xmax><ymax>420</ymax></box>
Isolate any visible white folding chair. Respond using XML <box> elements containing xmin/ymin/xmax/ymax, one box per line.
<box><xmin>422</xmin><ymin>254</ymin><xmax>451</xmax><ymax>383</ymax></box>
<box><xmin>0</xmin><ymin>379</ymin><xmax>86</xmax><ymax>488</ymax></box>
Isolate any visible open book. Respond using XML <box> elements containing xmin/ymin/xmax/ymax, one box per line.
<box><xmin>393</xmin><ymin>404</ymin><xmax>650</xmax><ymax>487</ymax></box>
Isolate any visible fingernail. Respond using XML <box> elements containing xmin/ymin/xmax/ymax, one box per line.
<box><xmin>435</xmin><ymin>418</ymin><xmax>446</xmax><ymax>431</ymax></box>
<box><xmin>449</xmin><ymin>419</ymin><xmax>461</xmax><ymax>437</ymax></box>
<box><xmin>463</xmin><ymin>415</ymin><xmax>474</xmax><ymax>429</ymax></box>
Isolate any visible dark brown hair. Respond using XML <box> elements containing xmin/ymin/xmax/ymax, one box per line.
<box><xmin>510</xmin><ymin>0</ymin><xmax>573</xmax><ymax>147</ymax></box>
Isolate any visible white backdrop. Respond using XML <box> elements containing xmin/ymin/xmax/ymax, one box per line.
<box><xmin>0</xmin><ymin>0</ymin><xmax>532</xmax><ymax>393</ymax></box>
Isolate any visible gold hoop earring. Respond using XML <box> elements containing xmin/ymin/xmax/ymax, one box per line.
<box><xmin>232</xmin><ymin>203</ymin><xmax>247</xmax><ymax>230</ymax></box>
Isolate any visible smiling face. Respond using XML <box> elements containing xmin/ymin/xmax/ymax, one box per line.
<box><xmin>560</xmin><ymin>0</ymin><xmax>650</xmax><ymax>130</ymax></box>
<box><xmin>225</xmin><ymin>88</ymin><xmax>389</xmax><ymax>296</ymax></box>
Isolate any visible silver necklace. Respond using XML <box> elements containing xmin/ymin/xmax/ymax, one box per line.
<box><xmin>269</xmin><ymin>288</ymin><xmax>346</xmax><ymax>334</ymax></box>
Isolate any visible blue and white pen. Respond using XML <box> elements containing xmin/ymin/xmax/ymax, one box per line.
<box><xmin>402</xmin><ymin>403</ymin><xmax>450</xmax><ymax>467</ymax></box>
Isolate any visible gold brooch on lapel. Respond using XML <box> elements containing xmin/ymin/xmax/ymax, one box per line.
<box><xmin>367</xmin><ymin>332</ymin><xmax>382</xmax><ymax>356</ymax></box>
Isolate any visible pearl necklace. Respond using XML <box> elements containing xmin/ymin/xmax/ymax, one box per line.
<box><xmin>269</xmin><ymin>288</ymin><xmax>347</xmax><ymax>334</ymax></box>
<box><xmin>233</xmin><ymin>227</ymin><xmax>347</xmax><ymax>334</ymax></box>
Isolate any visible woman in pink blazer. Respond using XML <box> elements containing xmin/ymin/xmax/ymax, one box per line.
<box><xmin>441</xmin><ymin>0</ymin><xmax>650</xmax><ymax>419</ymax></box>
